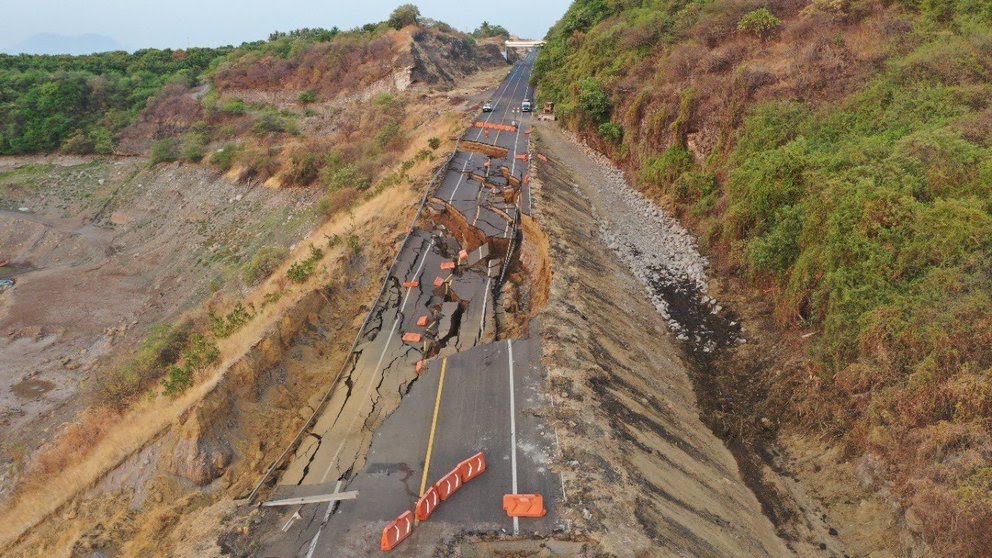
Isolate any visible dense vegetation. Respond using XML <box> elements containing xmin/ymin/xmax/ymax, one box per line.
<box><xmin>536</xmin><ymin>0</ymin><xmax>992</xmax><ymax>554</ymax></box>
<box><xmin>472</xmin><ymin>21</ymin><xmax>511</xmax><ymax>39</ymax></box>
<box><xmin>0</xmin><ymin>48</ymin><xmax>232</xmax><ymax>154</ymax></box>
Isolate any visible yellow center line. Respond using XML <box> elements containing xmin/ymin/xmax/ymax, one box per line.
<box><xmin>419</xmin><ymin>357</ymin><xmax>448</xmax><ymax>497</ymax></box>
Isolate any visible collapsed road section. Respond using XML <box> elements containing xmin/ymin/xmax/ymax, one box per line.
<box><xmin>253</xmin><ymin>50</ymin><xmax>561</xmax><ymax>557</ymax></box>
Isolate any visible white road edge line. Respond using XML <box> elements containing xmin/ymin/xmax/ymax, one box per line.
<box><xmin>508</xmin><ymin>339</ymin><xmax>520</xmax><ymax>536</ymax></box>
<box><xmin>304</xmin><ymin>480</ymin><xmax>342</xmax><ymax>558</ymax></box>
<box><xmin>301</xmin><ymin>239</ymin><xmax>435</xmax><ymax>555</ymax></box>
<box><xmin>317</xmin><ymin>237</ymin><xmax>436</xmax><ymax>485</ymax></box>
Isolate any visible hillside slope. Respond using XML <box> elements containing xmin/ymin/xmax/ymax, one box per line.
<box><xmin>535</xmin><ymin>1</ymin><xmax>992</xmax><ymax>556</ymax></box>
<box><xmin>0</xmin><ymin>16</ymin><xmax>508</xmax><ymax>554</ymax></box>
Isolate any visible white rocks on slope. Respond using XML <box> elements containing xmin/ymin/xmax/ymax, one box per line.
<box><xmin>561</xmin><ymin>131</ymin><xmax>717</xmax><ymax>339</ymax></box>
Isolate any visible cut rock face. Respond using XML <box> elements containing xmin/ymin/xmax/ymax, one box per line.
<box><xmin>166</xmin><ymin>408</ymin><xmax>233</xmax><ymax>486</ymax></box>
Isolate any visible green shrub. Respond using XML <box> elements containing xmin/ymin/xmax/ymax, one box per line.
<box><xmin>322</xmin><ymin>159</ymin><xmax>371</xmax><ymax>191</ymax></box>
<box><xmin>642</xmin><ymin>145</ymin><xmax>693</xmax><ymax>190</ymax></box>
<box><xmin>673</xmin><ymin>171</ymin><xmax>717</xmax><ymax>204</ymax></box>
<box><xmin>737</xmin><ymin>8</ymin><xmax>782</xmax><ymax>38</ymax></box>
<box><xmin>252</xmin><ymin>112</ymin><xmax>294</xmax><ymax>135</ymax></box>
<box><xmin>242</xmin><ymin>245</ymin><xmax>289</xmax><ymax>284</ymax></box>
<box><xmin>347</xmin><ymin>234</ymin><xmax>362</xmax><ymax>255</ymax></box>
<box><xmin>375</xmin><ymin>120</ymin><xmax>402</xmax><ymax>150</ymax></box>
<box><xmin>95</xmin><ymin>323</ymin><xmax>190</xmax><ymax>406</ymax></box>
<box><xmin>208</xmin><ymin>302</ymin><xmax>255</xmax><ymax>338</ymax></box>
<box><xmin>428</xmin><ymin>137</ymin><xmax>441</xmax><ymax>150</ymax></box>
<box><xmin>286</xmin><ymin>244</ymin><xmax>324</xmax><ymax>283</ymax></box>
<box><xmin>298</xmin><ymin>91</ymin><xmax>316</xmax><ymax>104</ymax></box>
<box><xmin>150</xmin><ymin>138</ymin><xmax>179</xmax><ymax>164</ymax></box>
<box><xmin>161</xmin><ymin>364</ymin><xmax>194</xmax><ymax>396</ymax></box>
<box><xmin>161</xmin><ymin>333</ymin><xmax>219</xmax><ymax>396</ymax></box>
<box><xmin>579</xmin><ymin>78</ymin><xmax>611</xmax><ymax>124</ymax></box>
<box><xmin>222</xmin><ymin>98</ymin><xmax>246</xmax><ymax>115</ymax></box>
<box><xmin>181</xmin><ymin>132</ymin><xmax>209</xmax><ymax>162</ymax></box>
<box><xmin>209</xmin><ymin>143</ymin><xmax>239</xmax><ymax>171</ymax></box>
<box><xmin>598</xmin><ymin>122</ymin><xmax>624</xmax><ymax>145</ymax></box>
<box><xmin>90</xmin><ymin>127</ymin><xmax>114</xmax><ymax>154</ymax></box>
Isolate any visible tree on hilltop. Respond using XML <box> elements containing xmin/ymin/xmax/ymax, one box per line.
<box><xmin>388</xmin><ymin>4</ymin><xmax>421</xmax><ymax>30</ymax></box>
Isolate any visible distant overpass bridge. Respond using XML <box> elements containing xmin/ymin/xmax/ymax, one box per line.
<box><xmin>503</xmin><ymin>40</ymin><xmax>544</xmax><ymax>61</ymax></box>
<box><xmin>505</xmin><ymin>40</ymin><xmax>546</xmax><ymax>49</ymax></box>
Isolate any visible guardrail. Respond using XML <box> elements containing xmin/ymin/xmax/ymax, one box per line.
<box><xmin>246</xmin><ymin>141</ymin><xmax>461</xmax><ymax>504</ymax></box>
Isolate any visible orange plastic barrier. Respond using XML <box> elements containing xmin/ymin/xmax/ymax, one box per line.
<box><xmin>458</xmin><ymin>249</ymin><xmax>469</xmax><ymax>261</ymax></box>
<box><xmin>432</xmin><ymin>276</ymin><xmax>445</xmax><ymax>288</ymax></box>
<box><xmin>415</xmin><ymin>360</ymin><xmax>426</xmax><ymax>375</ymax></box>
<box><xmin>524</xmin><ymin>129</ymin><xmax>533</xmax><ymax>135</ymax></box>
<box><xmin>402</xmin><ymin>332</ymin><xmax>422</xmax><ymax>344</ymax></box>
<box><xmin>435</xmin><ymin>469</ymin><xmax>463</xmax><ymax>501</ymax></box>
<box><xmin>473</xmin><ymin>121</ymin><xmax>517</xmax><ymax>133</ymax></box>
<box><xmin>503</xmin><ymin>494</ymin><xmax>547</xmax><ymax>518</ymax></box>
<box><xmin>415</xmin><ymin>486</ymin><xmax>440</xmax><ymax>521</ymax></box>
<box><xmin>440</xmin><ymin>261</ymin><xmax>456</xmax><ymax>271</ymax></box>
<box><xmin>380</xmin><ymin>510</ymin><xmax>414</xmax><ymax>552</ymax></box>
<box><xmin>402</xmin><ymin>280</ymin><xmax>420</xmax><ymax>289</ymax></box>
<box><xmin>536</xmin><ymin>153</ymin><xmax>548</xmax><ymax>162</ymax></box>
<box><xmin>514</xmin><ymin>153</ymin><xmax>529</xmax><ymax>161</ymax></box>
<box><xmin>457</xmin><ymin>452</ymin><xmax>487</xmax><ymax>482</ymax></box>
<box><xmin>416</xmin><ymin>315</ymin><xmax>428</xmax><ymax>327</ymax></box>
<box><xmin>524</xmin><ymin>175</ymin><xmax>531</xmax><ymax>185</ymax></box>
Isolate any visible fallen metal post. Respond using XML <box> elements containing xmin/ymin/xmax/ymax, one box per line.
<box><xmin>262</xmin><ymin>490</ymin><xmax>359</xmax><ymax>508</ymax></box>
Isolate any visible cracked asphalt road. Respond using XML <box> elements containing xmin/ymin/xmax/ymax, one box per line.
<box><xmin>260</xmin><ymin>51</ymin><xmax>562</xmax><ymax>557</ymax></box>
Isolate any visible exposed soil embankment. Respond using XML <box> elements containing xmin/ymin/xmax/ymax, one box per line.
<box><xmin>531</xmin><ymin>130</ymin><xmax>789</xmax><ymax>557</ymax></box>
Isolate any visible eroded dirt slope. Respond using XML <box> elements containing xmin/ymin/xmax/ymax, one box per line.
<box><xmin>0</xmin><ymin>158</ymin><xmax>319</xmax><ymax>496</ymax></box>
<box><xmin>531</xmin><ymin>131</ymin><xmax>789</xmax><ymax>557</ymax></box>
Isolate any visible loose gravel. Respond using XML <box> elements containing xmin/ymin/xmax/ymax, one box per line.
<box><xmin>556</xmin><ymin>130</ymin><xmax>743</xmax><ymax>354</ymax></box>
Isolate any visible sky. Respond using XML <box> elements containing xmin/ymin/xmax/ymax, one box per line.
<box><xmin>1</xmin><ymin>0</ymin><xmax>572</xmax><ymax>53</ymax></box>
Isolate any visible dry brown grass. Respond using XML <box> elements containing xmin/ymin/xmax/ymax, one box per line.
<box><xmin>26</xmin><ymin>407</ymin><xmax>121</xmax><ymax>485</ymax></box>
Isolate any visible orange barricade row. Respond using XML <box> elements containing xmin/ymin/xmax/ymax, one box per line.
<box><xmin>457</xmin><ymin>452</ymin><xmax>487</xmax><ymax>483</ymax></box>
<box><xmin>402</xmin><ymin>332</ymin><xmax>422</xmax><ymax>344</ymax></box>
<box><xmin>440</xmin><ymin>261</ymin><xmax>456</xmax><ymax>271</ymax></box>
<box><xmin>402</xmin><ymin>280</ymin><xmax>420</xmax><ymax>289</ymax></box>
<box><xmin>380</xmin><ymin>510</ymin><xmax>414</xmax><ymax>552</ymax></box>
<box><xmin>416</xmin><ymin>315</ymin><xmax>429</xmax><ymax>327</ymax></box>
<box><xmin>435</xmin><ymin>469</ymin><xmax>463</xmax><ymax>501</ymax></box>
<box><xmin>503</xmin><ymin>494</ymin><xmax>547</xmax><ymax>518</ymax></box>
<box><xmin>432</xmin><ymin>276</ymin><xmax>445</xmax><ymax>288</ymax></box>
<box><xmin>514</xmin><ymin>153</ymin><xmax>529</xmax><ymax>161</ymax></box>
<box><xmin>415</xmin><ymin>485</ymin><xmax>440</xmax><ymax>521</ymax></box>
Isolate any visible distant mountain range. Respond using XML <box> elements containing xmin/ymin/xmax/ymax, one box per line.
<box><xmin>6</xmin><ymin>33</ymin><xmax>124</xmax><ymax>55</ymax></box>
